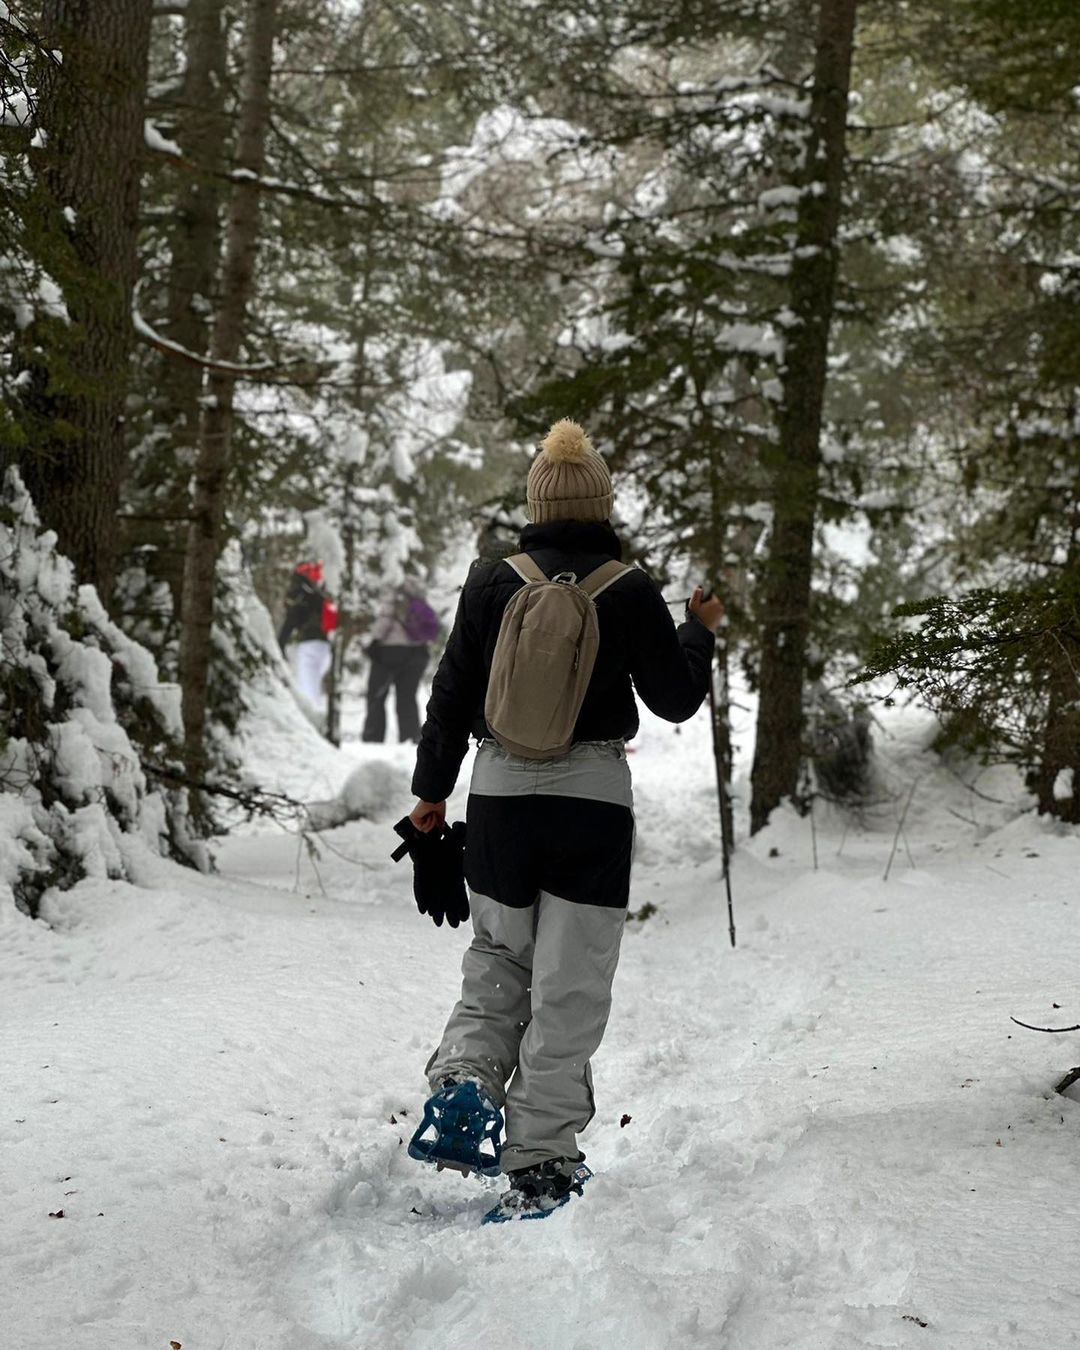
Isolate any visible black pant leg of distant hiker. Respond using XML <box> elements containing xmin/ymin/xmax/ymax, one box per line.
<box><xmin>394</xmin><ymin>646</ymin><xmax>429</xmax><ymax>743</ymax></box>
<box><xmin>362</xmin><ymin>650</ymin><xmax>395</xmax><ymax>742</ymax></box>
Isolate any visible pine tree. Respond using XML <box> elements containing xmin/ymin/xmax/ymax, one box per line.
<box><xmin>177</xmin><ymin>0</ymin><xmax>278</xmax><ymax>783</ymax></box>
<box><xmin>749</xmin><ymin>0</ymin><xmax>858</xmax><ymax>831</ymax></box>
<box><xmin>124</xmin><ymin>0</ymin><xmax>230</xmax><ymax>614</ymax></box>
<box><xmin>8</xmin><ymin>0</ymin><xmax>153</xmax><ymax>598</ymax></box>
<box><xmin>855</xmin><ymin>0</ymin><xmax>1080</xmax><ymax>822</ymax></box>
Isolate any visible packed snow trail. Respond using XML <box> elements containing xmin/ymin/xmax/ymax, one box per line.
<box><xmin>2</xmin><ymin>706</ymin><xmax>1080</xmax><ymax>1349</ymax></box>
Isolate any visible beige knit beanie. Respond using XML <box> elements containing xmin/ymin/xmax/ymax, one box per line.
<box><xmin>526</xmin><ymin>419</ymin><xmax>614</xmax><ymax>524</ymax></box>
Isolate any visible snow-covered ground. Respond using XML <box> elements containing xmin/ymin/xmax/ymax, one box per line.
<box><xmin>3</xmin><ymin>696</ymin><xmax>1079</xmax><ymax>1350</ymax></box>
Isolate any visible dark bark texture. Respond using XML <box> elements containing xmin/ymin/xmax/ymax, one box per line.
<box><xmin>749</xmin><ymin>0</ymin><xmax>858</xmax><ymax>834</ymax></box>
<box><xmin>1032</xmin><ymin>537</ymin><xmax>1080</xmax><ymax>824</ymax></box>
<box><xmin>123</xmin><ymin>0</ymin><xmax>229</xmax><ymax>607</ymax></box>
<box><xmin>16</xmin><ymin>0</ymin><xmax>153</xmax><ymax>598</ymax></box>
<box><xmin>1032</xmin><ymin>655</ymin><xmax>1080</xmax><ymax>823</ymax></box>
<box><xmin>178</xmin><ymin>0</ymin><xmax>277</xmax><ymax>776</ymax></box>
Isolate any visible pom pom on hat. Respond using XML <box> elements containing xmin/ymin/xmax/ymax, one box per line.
<box><xmin>540</xmin><ymin>418</ymin><xmax>594</xmax><ymax>464</ymax></box>
<box><xmin>527</xmin><ymin>418</ymin><xmax>613</xmax><ymax>524</ymax></box>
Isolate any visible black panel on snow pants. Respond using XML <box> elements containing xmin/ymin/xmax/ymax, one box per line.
<box><xmin>464</xmin><ymin>793</ymin><xmax>634</xmax><ymax>909</ymax></box>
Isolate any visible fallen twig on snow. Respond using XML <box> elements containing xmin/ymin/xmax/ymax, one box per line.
<box><xmin>1053</xmin><ymin>1066</ymin><xmax>1080</xmax><ymax>1095</ymax></box>
<box><xmin>1009</xmin><ymin>1017</ymin><xmax>1080</xmax><ymax>1034</ymax></box>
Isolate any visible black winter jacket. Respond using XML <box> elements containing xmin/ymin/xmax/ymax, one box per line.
<box><xmin>278</xmin><ymin>574</ymin><xmax>328</xmax><ymax>647</ymax></box>
<box><xmin>411</xmin><ymin>520</ymin><xmax>715</xmax><ymax>803</ymax></box>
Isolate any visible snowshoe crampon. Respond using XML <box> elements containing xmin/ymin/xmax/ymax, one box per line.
<box><xmin>482</xmin><ymin>1162</ymin><xmax>592</xmax><ymax>1224</ymax></box>
<box><xmin>407</xmin><ymin>1079</ymin><xmax>503</xmax><ymax>1178</ymax></box>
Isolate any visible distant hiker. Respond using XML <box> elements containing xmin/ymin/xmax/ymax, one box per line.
<box><xmin>278</xmin><ymin>560</ymin><xmax>337</xmax><ymax>710</ymax></box>
<box><xmin>361</xmin><ymin>581</ymin><xmax>440</xmax><ymax>744</ymax></box>
<box><xmin>403</xmin><ymin>417</ymin><xmax>724</xmax><ymax>1222</ymax></box>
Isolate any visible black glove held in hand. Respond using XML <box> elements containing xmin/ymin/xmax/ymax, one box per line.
<box><xmin>391</xmin><ymin>817</ymin><xmax>470</xmax><ymax>929</ymax></box>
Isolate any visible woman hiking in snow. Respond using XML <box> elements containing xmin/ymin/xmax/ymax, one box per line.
<box><xmin>404</xmin><ymin>418</ymin><xmax>723</xmax><ymax>1221</ymax></box>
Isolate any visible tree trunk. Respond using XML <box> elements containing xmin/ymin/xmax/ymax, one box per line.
<box><xmin>178</xmin><ymin>0</ymin><xmax>277</xmax><ymax>777</ymax></box>
<box><xmin>749</xmin><ymin>0</ymin><xmax>858</xmax><ymax>834</ymax></box>
<box><xmin>123</xmin><ymin>0</ymin><xmax>229</xmax><ymax>607</ymax></box>
<box><xmin>1032</xmin><ymin>518</ymin><xmax>1080</xmax><ymax>824</ymax></box>
<box><xmin>165</xmin><ymin>0</ymin><xmax>229</xmax><ymax>444</ymax></box>
<box><xmin>326</xmin><ymin>206</ymin><xmax>379</xmax><ymax>747</ymax></box>
<box><xmin>16</xmin><ymin>0</ymin><xmax>152</xmax><ymax>598</ymax></box>
<box><xmin>325</xmin><ymin>461</ymin><xmax>359</xmax><ymax>747</ymax></box>
<box><xmin>1033</xmin><ymin>644</ymin><xmax>1080</xmax><ymax>823</ymax></box>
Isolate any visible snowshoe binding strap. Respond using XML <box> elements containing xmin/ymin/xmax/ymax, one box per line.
<box><xmin>481</xmin><ymin>1162</ymin><xmax>592</xmax><ymax>1224</ymax></box>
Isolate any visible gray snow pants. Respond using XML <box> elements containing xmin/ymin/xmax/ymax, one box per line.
<box><xmin>426</xmin><ymin>741</ymin><xmax>631</xmax><ymax>1172</ymax></box>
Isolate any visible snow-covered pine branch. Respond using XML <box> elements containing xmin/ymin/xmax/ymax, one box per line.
<box><xmin>0</xmin><ymin>470</ymin><xmax>206</xmax><ymax>917</ymax></box>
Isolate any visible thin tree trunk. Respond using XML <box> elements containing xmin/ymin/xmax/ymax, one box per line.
<box><xmin>325</xmin><ymin>461</ymin><xmax>358</xmax><ymax>747</ymax></box>
<box><xmin>178</xmin><ymin>0</ymin><xmax>277</xmax><ymax>778</ymax></box>
<box><xmin>749</xmin><ymin>0</ymin><xmax>858</xmax><ymax>834</ymax></box>
<box><xmin>1034</xmin><ymin>642</ymin><xmax>1080</xmax><ymax>823</ymax></box>
<box><xmin>165</xmin><ymin>0</ymin><xmax>229</xmax><ymax>443</ymax></box>
<box><xmin>1032</xmin><ymin>509</ymin><xmax>1080</xmax><ymax>823</ymax></box>
<box><xmin>326</xmin><ymin>196</ymin><xmax>379</xmax><ymax>746</ymax></box>
<box><xmin>123</xmin><ymin>0</ymin><xmax>229</xmax><ymax>607</ymax></box>
<box><xmin>16</xmin><ymin>0</ymin><xmax>152</xmax><ymax>598</ymax></box>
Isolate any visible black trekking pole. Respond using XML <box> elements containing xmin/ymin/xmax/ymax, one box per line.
<box><xmin>706</xmin><ymin>635</ymin><xmax>737</xmax><ymax>948</ymax></box>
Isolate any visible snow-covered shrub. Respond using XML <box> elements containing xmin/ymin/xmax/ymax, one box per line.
<box><xmin>339</xmin><ymin>760</ymin><xmax>409</xmax><ymax>819</ymax></box>
<box><xmin>0</xmin><ymin>469</ymin><xmax>203</xmax><ymax>917</ymax></box>
<box><xmin>302</xmin><ymin>761</ymin><xmax>410</xmax><ymax>832</ymax></box>
<box><xmin>116</xmin><ymin>532</ymin><xmax>311</xmax><ymax>824</ymax></box>
<box><xmin>856</xmin><ymin>581</ymin><xmax>1080</xmax><ymax>822</ymax></box>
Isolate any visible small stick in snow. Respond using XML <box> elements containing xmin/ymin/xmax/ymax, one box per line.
<box><xmin>1009</xmin><ymin>1017</ymin><xmax>1080</xmax><ymax>1034</ymax></box>
<box><xmin>809</xmin><ymin>792</ymin><xmax>819</xmax><ymax>872</ymax></box>
<box><xmin>1054</xmin><ymin>1067</ymin><xmax>1080</xmax><ymax>1095</ymax></box>
<box><xmin>292</xmin><ymin>832</ymin><xmax>328</xmax><ymax>899</ymax></box>
<box><xmin>883</xmin><ymin>778</ymin><xmax>918</xmax><ymax>882</ymax></box>
<box><xmin>901</xmin><ymin>825</ymin><xmax>916</xmax><ymax>870</ymax></box>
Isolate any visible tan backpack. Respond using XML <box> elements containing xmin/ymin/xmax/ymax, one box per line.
<box><xmin>484</xmin><ymin>553</ymin><xmax>632</xmax><ymax>759</ymax></box>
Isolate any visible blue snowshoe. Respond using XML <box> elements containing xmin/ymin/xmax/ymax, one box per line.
<box><xmin>407</xmin><ymin>1079</ymin><xmax>503</xmax><ymax>1178</ymax></box>
<box><xmin>482</xmin><ymin>1161</ymin><xmax>592</xmax><ymax>1224</ymax></box>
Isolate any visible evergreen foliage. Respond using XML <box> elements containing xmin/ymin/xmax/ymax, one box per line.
<box><xmin>0</xmin><ymin>469</ymin><xmax>203</xmax><ymax>917</ymax></box>
<box><xmin>853</xmin><ymin>0</ymin><xmax>1080</xmax><ymax>824</ymax></box>
<box><xmin>2</xmin><ymin>0</ymin><xmax>1080</xmax><ymax>893</ymax></box>
<box><xmin>855</xmin><ymin>579</ymin><xmax>1080</xmax><ymax>822</ymax></box>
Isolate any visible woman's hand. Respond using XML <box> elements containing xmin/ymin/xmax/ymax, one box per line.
<box><xmin>688</xmin><ymin>585</ymin><xmax>725</xmax><ymax>634</ymax></box>
<box><xmin>409</xmin><ymin>799</ymin><xmax>446</xmax><ymax>833</ymax></box>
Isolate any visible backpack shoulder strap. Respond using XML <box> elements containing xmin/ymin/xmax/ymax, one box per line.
<box><xmin>579</xmin><ymin>559</ymin><xmax>634</xmax><ymax>600</ymax></box>
<box><xmin>504</xmin><ymin>553</ymin><xmax>548</xmax><ymax>585</ymax></box>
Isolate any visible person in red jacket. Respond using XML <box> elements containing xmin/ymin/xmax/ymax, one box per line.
<box><xmin>403</xmin><ymin>419</ymin><xmax>723</xmax><ymax>1220</ymax></box>
<box><xmin>278</xmin><ymin>560</ymin><xmax>335</xmax><ymax>710</ymax></box>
